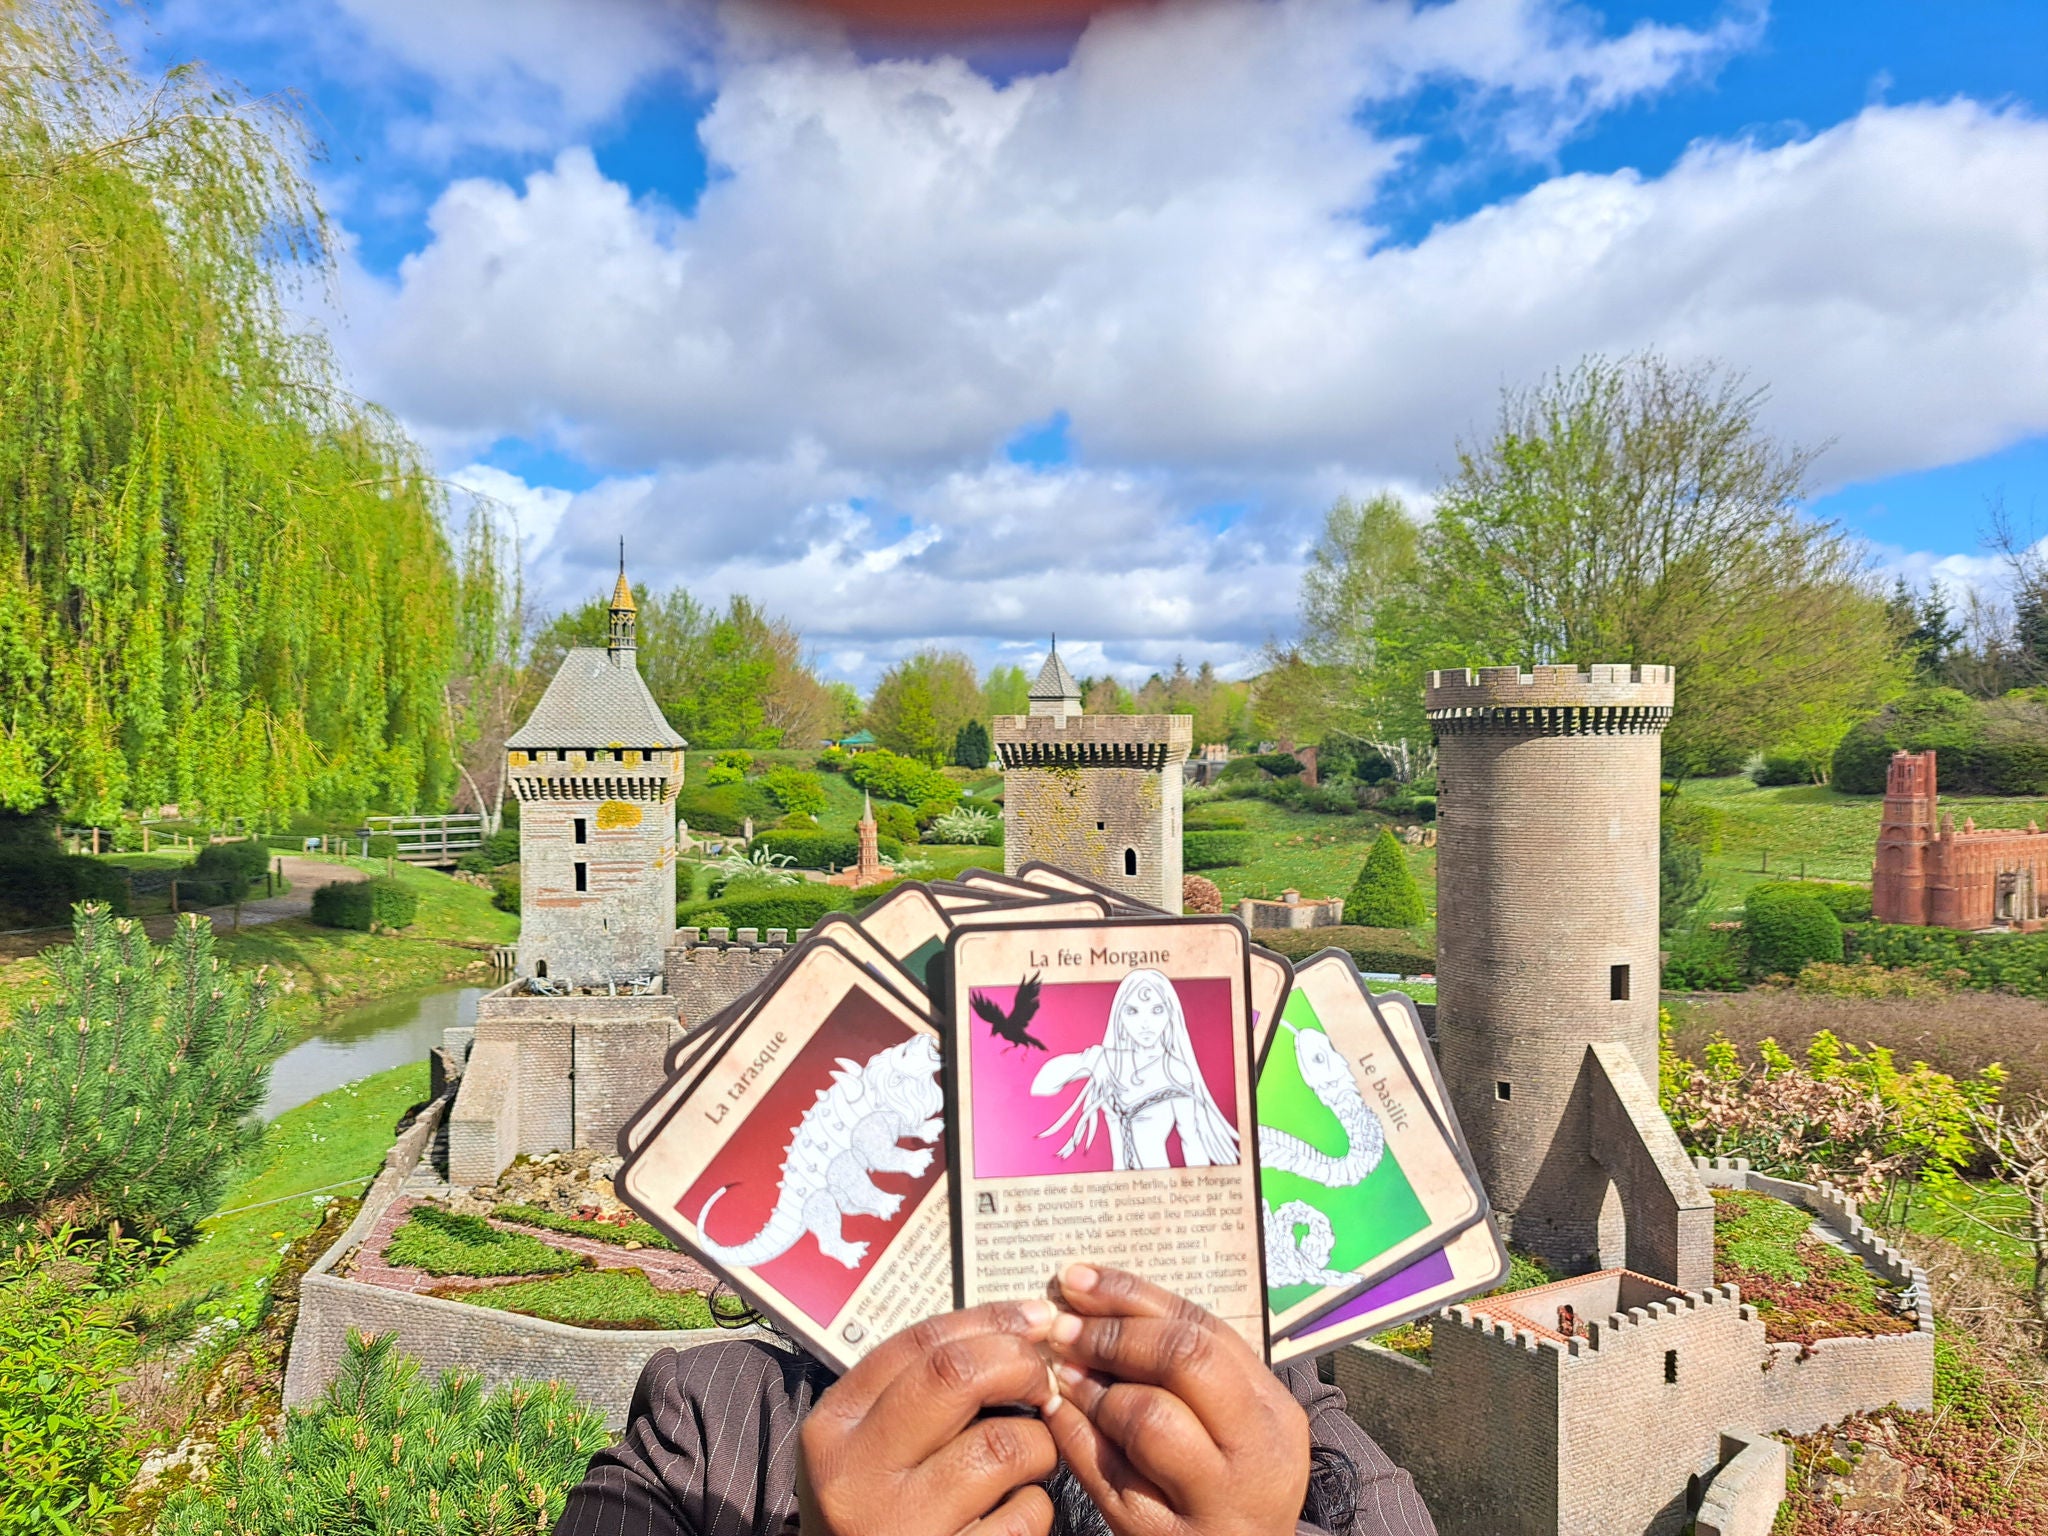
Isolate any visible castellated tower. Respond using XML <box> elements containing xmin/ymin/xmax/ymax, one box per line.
<box><xmin>1428</xmin><ymin>663</ymin><xmax>1712</xmax><ymax>1288</ymax></box>
<box><xmin>996</xmin><ymin>643</ymin><xmax>1192</xmax><ymax>913</ymax></box>
<box><xmin>504</xmin><ymin>563</ymin><xmax>685</xmax><ymax>986</ymax></box>
<box><xmin>1871</xmin><ymin>749</ymin><xmax>1936</xmax><ymax>925</ymax></box>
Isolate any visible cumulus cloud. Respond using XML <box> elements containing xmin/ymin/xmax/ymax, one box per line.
<box><xmin>309</xmin><ymin>0</ymin><xmax>2048</xmax><ymax>680</ymax></box>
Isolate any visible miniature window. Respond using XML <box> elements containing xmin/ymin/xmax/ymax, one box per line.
<box><xmin>574</xmin><ymin>817</ymin><xmax>588</xmax><ymax>844</ymax></box>
<box><xmin>535</xmin><ymin>960</ymin><xmax>548</xmax><ymax>978</ymax></box>
<box><xmin>574</xmin><ymin>861</ymin><xmax>588</xmax><ymax>892</ymax></box>
<box><xmin>1664</xmin><ymin>1349</ymin><xmax>1678</xmax><ymax>1384</ymax></box>
<box><xmin>1097</xmin><ymin>820</ymin><xmax>1106</xmax><ymax>831</ymax></box>
<box><xmin>1610</xmin><ymin>963</ymin><xmax>1630</xmax><ymax>1001</ymax></box>
<box><xmin>1124</xmin><ymin>847</ymin><xmax>1138</xmax><ymax>877</ymax></box>
<box><xmin>1495</xmin><ymin>1080</ymin><xmax>1512</xmax><ymax>1102</ymax></box>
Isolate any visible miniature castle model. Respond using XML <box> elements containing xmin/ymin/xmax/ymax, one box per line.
<box><xmin>1336</xmin><ymin>664</ymin><xmax>1932</xmax><ymax>1536</ymax></box>
<box><xmin>995</xmin><ymin>640</ymin><xmax>1193</xmax><ymax>912</ymax></box>
<box><xmin>1873</xmin><ymin>748</ymin><xmax>2048</xmax><ymax>928</ymax></box>
<box><xmin>505</xmin><ymin>558</ymin><xmax>686</xmax><ymax>985</ymax></box>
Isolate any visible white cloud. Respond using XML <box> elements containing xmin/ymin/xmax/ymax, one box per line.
<box><xmin>304</xmin><ymin>0</ymin><xmax>2048</xmax><ymax>677</ymax></box>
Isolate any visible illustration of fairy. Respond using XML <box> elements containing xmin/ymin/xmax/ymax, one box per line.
<box><xmin>1030</xmin><ymin>968</ymin><xmax>1240</xmax><ymax>1170</ymax></box>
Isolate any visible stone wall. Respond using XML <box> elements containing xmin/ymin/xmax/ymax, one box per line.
<box><xmin>1236</xmin><ymin>894</ymin><xmax>1345</xmax><ymax>929</ymax></box>
<box><xmin>665</xmin><ymin>931</ymin><xmax>798</xmax><ymax>1030</ymax></box>
<box><xmin>1694</xmin><ymin>1431</ymin><xmax>1788</xmax><ymax>1536</ymax></box>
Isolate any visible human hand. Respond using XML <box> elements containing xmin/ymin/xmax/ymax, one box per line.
<box><xmin>1041</xmin><ymin>1265</ymin><xmax>1309</xmax><ymax>1536</ymax></box>
<box><xmin>798</xmin><ymin>1300</ymin><xmax>1065</xmax><ymax>1536</ymax></box>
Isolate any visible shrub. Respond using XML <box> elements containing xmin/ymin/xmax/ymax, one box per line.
<box><xmin>1184</xmin><ymin>810</ymin><xmax>1248</xmax><ymax>831</ymax></box>
<box><xmin>1252</xmin><ymin>751</ymin><xmax>1306</xmax><ymax>778</ymax></box>
<box><xmin>366</xmin><ymin>832</ymin><xmax>401</xmax><ymax>863</ymax></box>
<box><xmin>847</xmin><ymin>748</ymin><xmax>959</xmax><ymax>808</ymax></box>
<box><xmin>705</xmin><ymin>760</ymin><xmax>744</xmax><ymax>786</ymax></box>
<box><xmin>1252</xmin><ymin>924</ymin><xmax>1434</xmax><ymax>976</ymax></box>
<box><xmin>0</xmin><ymin>825</ymin><xmax>129</xmax><ymax>925</ymax></box>
<box><xmin>384</xmin><ymin>1204</ymin><xmax>585</xmax><ymax>1278</ymax></box>
<box><xmin>1747</xmin><ymin>880</ymin><xmax>1872</xmax><ymax>923</ymax></box>
<box><xmin>1660</xmin><ymin>826</ymin><xmax>1708</xmax><ymax>933</ymax></box>
<box><xmin>759</xmin><ymin>767</ymin><xmax>829</xmax><ymax>818</ymax></box>
<box><xmin>817</xmin><ymin>745</ymin><xmax>850</xmax><ymax>772</ymax></box>
<box><xmin>1749</xmin><ymin>751</ymin><xmax>1817</xmax><ymax>787</ymax></box>
<box><xmin>0</xmin><ymin>908</ymin><xmax>281</xmax><ymax>1240</ymax></box>
<box><xmin>873</xmin><ymin>801</ymin><xmax>920</xmax><ymax>844</ymax></box>
<box><xmin>490</xmin><ymin>870</ymin><xmax>520</xmax><ymax>913</ymax></box>
<box><xmin>1661</xmin><ymin>794</ymin><xmax>1727</xmax><ymax>854</ymax></box>
<box><xmin>1183</xmin><ymin>830</ymin><xmax>1253</xmax><ymax>870</ymax></box>
<box><xmin>1182</xmin><ymin>874</ymin><xmax>1223</xmax><ymax>915</ymax></box>
<box><xmin>677</xmin><ymin>780</ymin><xmax>776</xmax><ymax>835</ymax></box>
<box><xmin>751</xmin><ymin>829</ymin><xmax>905</xmax><ymax>869</ymax></box>
<box><xmin>455</xmin><ymin>848</ymin><xmax>495</xmax><ymax>873</ymax></box>
<box><xmin>952</xmin><ymin>719</ymin><xmax>993</xmax><ymax>769</ymax></box>
<box><xmin>1831</xmin><ymin>688</ymin><xmax>1986</xmax><ymax>794</ymax></box>
<box><xmin>158</xmin><ymin>1331</ymin><xmax>609</xmax><ymax>1536</ymax></box>
<box><xmin>0</xmin><ymin>1232</ymin><xmax>153</xmax><ymax>1533</ymax></box>
<box><xmin>478</xmin><ymin>826</ymin><xmax>520</xmax><ymax>865</ymax></box>
<box><xmin>1347</xmin><ymin>827</ymin><xmax>1427</xmax><ymax>929</ymax></box>
<box><xmin>310</xmin><ymin>876</ymin><xmax>419</xmax><ymax>931</ymax></box>
<box><xmin>1377</xmin><ymin>789</ymin><xmax>1436</xmax><ymax>822</ymax></box>
<box><xmin>190</xmin><ymin>836</ymin><xmax>272</xmax><ymax>895</ymax></box>
<box><xmin>928</xmin><ymin>805</ymin><xmax>998</xmax><ymax>845</ymax></box>
<box><xmin>1743</xmin><ymin>887</ymin><xmax>1842</xmax><ymax>978</ymax></box>
<box><xmin>1216</xmin><ymin>756</ymin><xmax>1266</xmax><ymax>784</ymax></box>
<box><xmin>1662</xmin><ymin>926</ymin><xmax>1747</xmax><ymax>992</ymax></box>
<box><xmin>680</xmin><ymin>887</ymin><xmax>845</xmax><ymax>932</ymax></box>
<box><xmin>710</xmin><ymin>844</ymin><xmax>803</xmax><ymax>889</ymax></box>
<box><xmin>1314</xmin><ymin>734</ymin><xmax>1394</xmax><ymax>785</ymax></box>
<box><xmin>1975</xmin><ymin>697</ymin><xmax>2048</xmax><ymax>794</ymax></box>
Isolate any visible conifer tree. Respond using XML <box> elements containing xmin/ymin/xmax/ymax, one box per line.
<box><xmin>0</xmin><ymin>905</ymin><xmax>282</xmax><ymax>1242</ymax></box>
<box><xmin>1346</xmin><ymin>828</ymin><xmax>1426</xmax><ymax>929</ymax></box>
<box><xmin>952</xmin><ymin>718</ymin><xmax>992</xmax><ymax>769</ymax></box>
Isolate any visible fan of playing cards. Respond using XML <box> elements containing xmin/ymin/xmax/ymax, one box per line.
<box><xmin>614</xmin><ymin>862</ymin><xmax>1507</xmax><ymax>1373</ymax></box>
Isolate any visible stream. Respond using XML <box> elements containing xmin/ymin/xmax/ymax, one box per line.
<box><xmin>259</xmin><ymin>984</ymin><xmax>483</xmax><ymax>1121</ymax></box>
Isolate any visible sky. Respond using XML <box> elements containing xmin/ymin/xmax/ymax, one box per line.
<box><xmin>131</xmin><ymin>0</ymin><xmax>2048</xmax><ymax>689</ymax></box>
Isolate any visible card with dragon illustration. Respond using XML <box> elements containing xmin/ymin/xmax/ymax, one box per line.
<box><xmin>943</xmin><ymin>916</ymin><xmax>1267</xmax><ymax>1357</ymax></box>
<box><xmin>1257</xmin><ymin>951</ymin><xmax>1487</xmax><ymax>1338</ymax></box>
<box><xmin>616</xmin><ymin>939</ymin><xmax>953</xmax><ymax>1373</ymax></box>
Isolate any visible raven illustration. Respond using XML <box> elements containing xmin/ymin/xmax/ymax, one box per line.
<box><xmin>971</xmin><ymin>973</ymin><xmax>1046</xmax><ymax>1051</ymax></box>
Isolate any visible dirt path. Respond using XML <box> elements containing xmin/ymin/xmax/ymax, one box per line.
<box><xmin>0</xmin><ymin>856</ymin><xmax>371</xmax><ymax>960</ymax></box>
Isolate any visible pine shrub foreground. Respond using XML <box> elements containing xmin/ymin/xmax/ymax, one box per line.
<box><xmin>159</xmin><ymin>1331</ymin><xmax>610</xmax><ymax>1536</ymax></box>
<box><xmin>0</xmin><ymin>905</ymin><xmax>282</xmax><ymax>1241</ymax></box>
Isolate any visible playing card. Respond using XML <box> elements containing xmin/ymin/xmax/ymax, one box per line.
<box><xmin>941</xmin><ymin>916</ymin><xmax>1267</xmax><ymax>1355</ymax></box>
<box><xmin>615</xmin><ymin>939</ymin><xmax>952</xmax><ymax>1371</ymax></box>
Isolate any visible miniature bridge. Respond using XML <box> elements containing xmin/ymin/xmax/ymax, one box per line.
<box><xmin>365</xmin><ymin>814</ymin><xmax>484</xmax><ymax>866</ymax></box>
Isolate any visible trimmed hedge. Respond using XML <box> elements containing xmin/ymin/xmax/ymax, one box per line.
<box><xmin>1183</xmin><ymin>831</ymin><xmax>1253</xmax><ymax>870</ymax></box>
<box><xmin>1742</xmin><ymin>887</ymin><xmax>1842</xmax><ymax>977</ymax></box>
<box><xmin>1746</xmin><ymin>880</ymin><xmax>1872</xmax><ymax>923</ymax></box>
<box><xmin>678</xmin><ymin>886</ymin><xmax>848</xmax><ymax>931</ymax></box>
<box><xmin>677</xmin><ymin>781</ymin><xmax>776</xmax><ymax>835</ymax></box>
<box><xmin>309</xmin><ymin>877</ymin><xmax>419</xmax><ymax>931</ymax></box>
<box><xmin>1184</xmin><ymin>810</ymin><xmax>1248</xmax><ymax>831</ymax></box>
<box><xmin>1846</xmin><ymin>922</ymin><xmax>2048</xmax><ymax>997</ymax></box>
<box><xmin>750</xmin><ymin>829</ymin><xmax>906</xmax><ymax>870</ymax></box>
<box><xmin>1346</xmin><ymin>827</ymin><xmax>1426</xmax><ymax>928</ymax></box>
<box><xmin>1251</xmin><ymin>925</ymin><xmax>1434</xmax><ymax>977</ymax></box>
<box><xmin>758</xmin><ymin>767</ymin><xmax>829</xmax><ymax>818</ymax></box>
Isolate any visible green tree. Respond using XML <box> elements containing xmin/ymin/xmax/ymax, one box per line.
<box><xmin>444</xmin><ymin>501</ymin><xmax>528</xmax><ymax>835</ymax></box>
<box><xmin>0</xmin><ymin>905</ymin><xmax>282</xmax><ymax>1241</ymax></box>
<box><xmin>0</xmin><ymin>2</ymin><xmax>458</xmax><ymax>823</ymax></box>
<box><xmin>1743</xmin><ymin>887</ymin><xmax>1843</xmax><ymax>978</ymax></box>
<box><xmin>868</xmin><ymin>650</ymin><xmax>983</xmax><ymax>764</ymax></box>
<box><xmin>1345</xmin><ymin>828</ymin><xmax>1426</xmax><ymax>929</ymax></box>
<box><xmin>952</xmin><ymin>718</ymin><xmax>992</xmax><ymax>768</ymax></box>
<box><xmin>1659</xmin><ymin>824</ymin><xmax>1708</xmax><ymax>935</ymax></box>
<box><xmin>985</xmin><ymin>664</ymin><xmax>1031</xmax><ymax>716</ymax></box>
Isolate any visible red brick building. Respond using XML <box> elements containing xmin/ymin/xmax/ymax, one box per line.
<box><xmin>1872</xmin><ymin>749</ymin><xmax>2048</xmax><ymax>929</ymax></box>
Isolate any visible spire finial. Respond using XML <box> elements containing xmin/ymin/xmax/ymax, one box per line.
<box><xmin>608</xmin><ymin>543</ymin><xmax>637</xmax><ymax>653</ymax></box>
<box><xmin>619</xmin><ymin>536</ymin><xmax>625</xmax><ymax>579</ymax></box>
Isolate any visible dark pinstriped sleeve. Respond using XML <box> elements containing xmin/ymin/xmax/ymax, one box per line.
<box><xmin>553</xmin><ymin>1340</ymin><xmax>826</xmax><ymax>1536</ymax></box>
<box><xmin>1277</xmin><ymin>1361</ymin><xmax>1438</xmax><ymax>1536</ymax></box>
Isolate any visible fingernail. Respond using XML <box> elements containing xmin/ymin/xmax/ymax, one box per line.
<box><xmin>1060</xmin><ymin>1263</ymin><xmax>1099</xmax><ymax>1295</ymax></box>
<box><xmin>1040</xmin><ymin>1392</ymin><xmax>1062</xmax><ymax>1418</ymax></box>
<box><xmin>1018</xmin><ymin>1297</ymin><xmax>1057</xmax><ymax>1329</ymax></box>
<box><xmin>1050</xmin><ymin>1312</ymin><xmax>1082</xmax><ymax>1346</ymax></box>
<box><xmin>1054</xmin><ymin>1361</ymin><xmax>1086</xmax><ymax>1388</ymax></box>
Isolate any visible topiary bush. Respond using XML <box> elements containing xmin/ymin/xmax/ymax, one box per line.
<box><xmin>679</xmin><ymin>886</ymin><xmax>846</xmax><ymax>932</ymax></box>
<box><xmin>310</xmin><ymin>877</ymin><xmax>419</xmax><ymax>931</ymax></box>
<box><xmin>1746</xmin><ymin>880</ymin><xmax>1872</xmax><ymax>923</ymax></box>
<box><xmin>158</xmin><ymin>1331</ymin><xmax>610</xmax><ymax>1536</ymax></box>
<box><xmin>490</xmin><ymin>871</ymin><xmax>520</xmax><ymax>913</ymax></box>
<box><xmin>1743</xmin><ymin>887</ymin><xmax>1843</xmax><ymax>978</ymax></box>
<box><xmin>1346</xmin><ymin>827</ymin><xmax>1426</xmax><ymax>928</ymax></box>
<box><xmin>1183</xmin><ymin>830</ymin><xmax>1253</xmax><ymax>870</ymax></box>
<box><xmin>1251</xmin><ymin>925</ymin><xmax>1434</xmax><ymax>976</ymax></box>
<box><xmin>1182</xmin><ymin>874</ymin><xmax>1223</xmax><ymax>915</ymax></box>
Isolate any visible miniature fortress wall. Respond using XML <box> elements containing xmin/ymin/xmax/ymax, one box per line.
<box><xmin>1873</xmin><ymin>747</ymin><xmax>2048</xmax><ymax>928</ymax></box>
<box><xmin>1336</xmin><ymin>1161</ymin><xmax>1932</xmax><ymax>1536</ymax></box>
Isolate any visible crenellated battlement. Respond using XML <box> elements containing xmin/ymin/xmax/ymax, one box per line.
<box><xmin>1453</xmin><ymin>1270</ymin><xmax>1750</xmax><ymax>1360</ymax></box>
<box><xmin>1425</xmin><ymin>664</ymin><xmax>1674</xmax><ymax>735</ymax></box>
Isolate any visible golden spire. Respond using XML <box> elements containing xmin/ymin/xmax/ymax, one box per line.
<box><xmin>610</xmin><ymin>538</ymin><xmax>636</xmax><ymax>613</ymax></box>
<box><xmin>609</xmin><ymin>540</ymin><xmax>637</xmax><ymax>654</ymax></box>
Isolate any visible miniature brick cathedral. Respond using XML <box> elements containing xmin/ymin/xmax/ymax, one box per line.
<box><xmin>995</xmin><ymin>641</ymin><xmax>1192</xmax><ymax>912</ymax></box>
<box><xmin>1873</xmin><ymin>748</ymin><xmax>2048</xmax><ymax>929</ymax></box>
<box><xmin>504</xmin><ymin>558</ymin><xmax>686</xmax><ymax>986</ymax></box>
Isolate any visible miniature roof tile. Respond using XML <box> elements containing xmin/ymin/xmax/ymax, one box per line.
<box><xmin>506</xmin><ymin>647</ymin><xmax>685</xmax><ymax>749</ymax></box>
<box><xmin>1029</xmin><ymin>647</ymin><xmax>1080</xmax><ymax>700</ymax></box>
<box><xmin>610</xmin><ymin>571</ymin><xmax>636</xmax><ymax>612</ymax></box>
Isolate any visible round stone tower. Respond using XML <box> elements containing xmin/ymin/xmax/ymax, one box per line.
<box><xmin>1428</xmin><ymin>662</ymin><xmax>1675</xmax><ymax>1274</ymax></box>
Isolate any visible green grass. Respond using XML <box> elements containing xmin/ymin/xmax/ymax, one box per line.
<box><xmin>1189</xmin><ymin>794</ymin><xmax>1435</xmax><ymax>937</ymax></box>
<box><xmin>141</xmin><ymin>1060</ymin><xmax>431</xmax><ymax>1318</ymax></box>
<box><xmin>492</xmin><ymin>1204</ymin><xmax>676</xmax><ymax>1251</ymax></box>
<box><xmin>1710</xmin><ymin>1189</ymin><xmax>1910</xmax><ymax>1344</ymax></box>
<box><xmin>1897</xmin><ymin>1180</ymin><xmax>2036</xmax><ymax>1283</ymax></box>
<box><xmin>384</xmin><ymin>1206</ymin><xmax>585</xmax><ymax>1278</ymax></box>
<box><xmin>1673</xmin><ymin>776</ymin><xmax>2048</xmax><ymax>913</ymax></box>
<box><xmin>1712</xmin><ymin>1186</ymin><xmax>1814</xmax><ymax>1280</ymax></box>
<box><xmin>450</xmin><ymin>1267</ymin><xmax>722</xmax><ymax>1330</ymax></box>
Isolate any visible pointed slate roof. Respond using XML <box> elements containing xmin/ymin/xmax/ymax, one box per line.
<box><xmin>506</xmin><ymin>648</ymin><xmax>686</xmax><ymax>749</ymax></box>
<box><xmin>1029</xmin><ymin>646</ymin><xmax>1080</xmax><ymax>701</ymax></box>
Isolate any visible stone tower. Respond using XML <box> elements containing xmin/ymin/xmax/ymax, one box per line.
<box><xmin>504</xmin><ymin>558</ymin><xmax>685</xmax><ymax>986</ymax></box>
<box><xmin>1872</xmin><ymin>749</ymin><xmax>1937</xmax><ymax>925</ymax></box>
<box><xmin>1427</xmin><ymin>663</ymin><xmax>1711</xmax><ymax>1288</ymax></box>
<box><xmin>997</xmin><ymin>642</ymin><xmax>1192</xmax><ymax>912</ymax></box>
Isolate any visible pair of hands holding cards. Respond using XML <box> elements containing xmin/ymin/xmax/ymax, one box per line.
<box><xmin>800</xmin><ymin>1265</ymin><xmax>1310</xmax><ymax>1536</ymax></box>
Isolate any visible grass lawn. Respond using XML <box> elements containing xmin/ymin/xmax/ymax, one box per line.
<box><xmin>385</xmin><ymin>1206</ymin><xmax>585</xmax><ymax>1277</ymax></box>
<box><xmin>140</xmin><ymin>1060</ymin><xmax>431</xmax><ymax>1320</ymax></box>
<box><xmin>446</xmin><ymin>1267</ymin><xmax>720</xmax><ymax>1330</ymax></box>
<box><xmin>1672</xmin><ymin>775</ymin><xmax>2048</xmax><ymax>912</ymax></box>
<box><xmin>1896</xmin><ymin>1180</ymin><xmax>2037</xmax><ymax>1284</ymax></box>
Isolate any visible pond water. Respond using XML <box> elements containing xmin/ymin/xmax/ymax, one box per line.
<box><xmin>260</xmin><ymin>984</ymin><xmax>483</xmax><ymax>1121</ymax></box>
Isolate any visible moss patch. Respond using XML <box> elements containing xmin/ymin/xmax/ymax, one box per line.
<box><xmin>384</xmin><ymin>1205</ymin><xmax>585</xmax><ymax>1279</ymax></box>
<box><xmin>491</xmin><ymin>1203</ymin><xmax>677</xmax><ymax>1251</ymax></box>
<box><xmin>441</xmin><ymin>1268</ymin><xmax>731</xmax><ymax>1331</ymax></box>
<box><xmin>1712</xmin><ymin>1189</ymin><xmax>1914</xmax><ymax>1348</ymax></box>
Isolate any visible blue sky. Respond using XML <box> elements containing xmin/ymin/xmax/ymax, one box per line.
<box><xmin>136</xmin><ymin>1</ymin><xmax>2048</xmax><ymax>685</ymax></box>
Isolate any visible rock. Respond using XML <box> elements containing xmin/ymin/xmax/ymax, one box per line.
<box><xmin>1810</xmin><ymin>1445</ymin><xmax>1909</xmax><ymax>1515</ymax></box>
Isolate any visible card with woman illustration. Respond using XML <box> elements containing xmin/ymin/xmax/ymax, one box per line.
<box><xmin>942</xmin><ymin>917</ymin><xmax>1267</xmax><ymax>1356</ymax></box>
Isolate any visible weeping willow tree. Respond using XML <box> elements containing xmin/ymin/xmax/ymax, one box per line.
<box><xmin>0</xmin><ymin>1</ymin><xmax>458</xmax><ymax>824</ymax></box>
